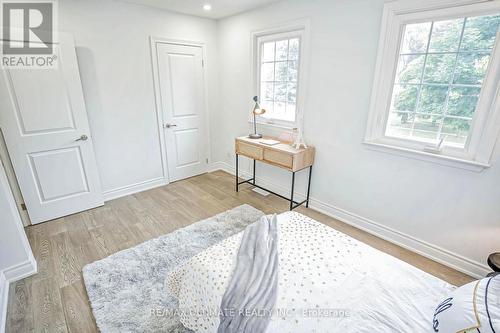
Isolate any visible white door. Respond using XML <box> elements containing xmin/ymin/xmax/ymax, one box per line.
<box><xmin>0</xmin><ymin>33</ymin><xmax>103</xmax><ymax>224</ymax></box>
<box><xmin>156</xmin><ymin>42</ymin><xmax>208</xmax><ymax>182</ymax></box>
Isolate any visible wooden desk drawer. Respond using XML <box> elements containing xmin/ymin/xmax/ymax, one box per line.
<box><xmin>236</xmin><ymin>141</ymin><xmax>263</xmax><ymax>160</ymax></box>
<box><xmin>264</xmin><ymin>149</ymin><xmax>293</xmax><ymax>169</ymax></box>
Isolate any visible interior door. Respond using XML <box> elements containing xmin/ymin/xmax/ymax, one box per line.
<box><xmin>0</xmin><ymin>33</ymin><xmax>104</xmax><ymax>224</ymax></box>
<box><xmin>156</xmin><ymin>42</ymin><xmax>208</xmax><ymax>182</ymax></box>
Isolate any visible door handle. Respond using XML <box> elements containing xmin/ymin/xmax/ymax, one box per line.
<box><xmin>164</xmin><ymin>123</ymin><xmax>177</xmax><ymax>128</ymax></box>
<box><xmin>75</xmin><ymin>135</ymin><xmax>88</xmax><ymax>141</ymax></box>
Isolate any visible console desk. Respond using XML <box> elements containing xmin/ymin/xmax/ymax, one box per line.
<box><xmin>235</xmin><ymin>136</ymin><xmax>315</xmax><ymax>210</ymax></box>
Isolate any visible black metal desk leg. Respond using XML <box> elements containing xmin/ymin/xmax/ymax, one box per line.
<box><xmin>235</xmin><ymin>154</ymin><xmax>239</xmax><ymax>192</ymax></box>
<box><xmin>306</xmin><ymin>166</ymin><xmax>312</xmax><ymax>208</ymax></box>
<box><xmin>290</xmin><ymin>171</ymin><xmax>296</xmax><ymax>211</ymax></box>
<box><xmin>253</xmin><ymin>159</ymin><xmax>256</xmax><ymax>185</ymax></box>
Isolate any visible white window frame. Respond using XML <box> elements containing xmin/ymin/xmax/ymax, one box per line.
<box><xmin>365</xmin><ymin>0</ymin><xmax>500</xmax><ymax>171</ymax></box>
<box><xmin>251</xmin><ymin>20</ymin><xmax>310</xmax><ymax>129</ymax></box>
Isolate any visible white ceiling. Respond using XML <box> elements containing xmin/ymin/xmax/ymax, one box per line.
<box><xmin>118</xmin><ymin>0</ymin><xmax>282</xmax><ymax>19</ymax></box>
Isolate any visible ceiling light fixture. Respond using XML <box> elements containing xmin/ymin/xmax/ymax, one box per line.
<box><xmin>203</xmin><ymin>4</ymin><xmax>212</xmax><ymax>11</ymax></box>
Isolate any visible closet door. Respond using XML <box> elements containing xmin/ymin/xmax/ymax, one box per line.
<box><xmin>0</xmin><ymin>33</ymin><xmax>103</xmax><ymax>224</ymax></box>
<box><xmin>156</xmin><ymin>42</ymin><xmax>208</xmax><ymax>182</ymax></box>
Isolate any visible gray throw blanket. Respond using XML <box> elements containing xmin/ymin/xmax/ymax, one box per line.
<box><xmin>217</xmin><ymin>214</ymin><xmax>279</xmax><ymax>333</ymax></box>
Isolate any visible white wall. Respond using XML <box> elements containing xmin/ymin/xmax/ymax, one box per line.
<box><xmin>0</xmin><ymin>161</ymin><xmax>36</xmax><ymax>332</ymax></box>
<box><xmin>58</xmin><ymin>0</ymin><xmax>219</xmax><ymax>196</ymax></box>
<box><xmin>213</xmin><ymin>0</ymin><xmax>500</xmax><ymax>277</ymax></box>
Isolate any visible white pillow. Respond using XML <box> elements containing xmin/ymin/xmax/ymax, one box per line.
<box><xmin>432</xmin><ymin>275</ymin><xmax>499</xmax><ymax>333</ymax></box>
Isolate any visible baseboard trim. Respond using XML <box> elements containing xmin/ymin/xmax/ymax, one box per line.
<box><xmin>309</xmin><ymin>199</ymin><xmax>489</xmax><ymax>279</ymax></box>
<box><xmin>2</xmin><ymin>258</ymin><xmax>37</xmax><ymax>282</ymax></box>
<box><xmin>210</xmin><ymin>161</ymin><xmax>488</xmax><ymax>279</ymax></box>
<box><xmin>207</xmin><ymin>161</ymin><xmax>230</xmax><ymax>174</ymax></box>
<box><xmin>102</xmin><ymin>177</ymin><xmax>168</xmax><ymax>202</ymax></box>
<box><xmin>0</xmin><ymin>257</ymin><xmax>37</xmax><ymax>333</ymax></box>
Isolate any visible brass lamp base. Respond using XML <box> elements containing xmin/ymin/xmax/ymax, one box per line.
<box><xmin>248</xmin><ymin>133</ymin><xmax>263</xmax><ymax>139</ymax></box>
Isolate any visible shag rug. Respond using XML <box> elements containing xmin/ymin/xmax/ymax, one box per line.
<box><xmin>82</xmin><ymin>204</ymin><xmax>264</xmax><ymax>333</ymax></box>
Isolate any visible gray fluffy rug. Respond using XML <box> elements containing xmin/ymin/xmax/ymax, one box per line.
<box><xmin>82</xmin><ymin>204</ymin><xmax>264</xmax><ymax>333</ymax></box>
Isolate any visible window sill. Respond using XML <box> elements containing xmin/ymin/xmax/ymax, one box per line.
<box><xmin>363</xmin><ymin>140</ymin><xmax>490</xmax><ymax>172</ymax></box>
<box><xmin>248</xmin><ymin>119</ymin><xmax>296</xmax><ymax>132</ymax></box>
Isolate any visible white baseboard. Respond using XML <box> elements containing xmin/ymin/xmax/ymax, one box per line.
<box><xmin>210</xmin><ymin>161</ymin><xmax>489</xmax><ymax>279</ymax></box>
<box><xmin>0</xmin><ymin>257</ymin><xmax>37</xmax><ymax>333</ymax></box>
<box><xmin>102</xmin><ymin>177</ymin><xmax>168</xmax><ymax>201</ymax></box>
<box><xmin>207</xmin><ymin>161</ymin><xmax>229</xmax><ymax>174</ymax></box>
<box><xmin>309</xmin><ymin>199</ymin><xmax>489</xmax><ymax>279</ymax></box>
<box><xmin>2</xmin><ymin>258</ymin><xmax>37</xmax><ymax>282</ymax></box>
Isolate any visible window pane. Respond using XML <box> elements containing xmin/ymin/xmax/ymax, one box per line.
<box><xmin>275</xmin><ymin>61</ymin><xmax>287</xmax><ymax>82</ymax></box>
<box><xmin>396</xmin><ymin>55</ymin><xmax>425</xmax><ymax>83</ymax></box>
<box><xmin>260</xmin><ymin>82</ymin><xmax>274</xmax><ymax>101</ymax></box>
<box><xmin>386</xmin><ymin>111</ymin><xmax>415</xmax><ymax>139</ymax></box>
<box><xmin>391</xmin><ymin>84</ymin><xmax>419</xmax><ymax>112</ymax></box>
<box><xmin>453</xmin><ymin>53</ymin><xmax>490</xmax><ymax>85</ymax></box>
<box><xmin>401</xmin><ymin>22</ymin><xmax>431</xmax><ymax>53</ymax></box>
<box><xmin>286</xmin><ymin>103</ymin><xmax>296</xmax><ymax>120</ymax></box>
<box><xmin>261</xmin><ymin>62</ymin><xmax>274</xmax><ymax>81</ymax></box>
<box><xmin>287</xmin><ymin>82</ymin><xmax>297</xmax><ymax>104</ymax></box>
<box><xmin>273</xmin><ymin>102</ymin><xmax>286</xmax><ymax>118</ymax></box>
<box><xmin>441</xmin><ymin>118</ymin><xmax>471</xmax><ymax>146</ymax></box>
<box><xmin>276</xmin><ymin>40</ymin><xmax>288</xmax><ymax>60</ymax></box>
<box><xmin>287</xmin><ymin>61</ymin><xmax>298</xmax><ymax>81</ymax></box>
<box><xmin>388</xmin><ymin>112</ymin><xmax>414</xmax><ymax>129</ymax></box>
<box><xmin>461</xmin><ymin>15</ymin><xmax>500</xmax><ymax>51</ymax></box>
<box><xmin>262</xmin><ymin>42</ymin><xmax>275</xmax><ymax>62</ymax></box>
<box><xmin>386</xmin><ymin>126</ymin><xmax>413</xmax><ymax>139</ymax></box>
<box><xmin>418</xmin><ymin>85</ymin><xmax>448</xmax><ymax>114</ymax></box>
<box><xmin>412</xmin><ymin>114</ymin><xmax>442</xmax><ymax>140</ymax></box>
<box><xmin>261</xmin><ymin>100</ymin><xmax>274</xmax><ymax>115</ymax></box>
<box><xmin>447</xmin><ymin>87</ymin><xmax>480</xmax><ymax>118</ymax></box>
<box><xmin>428</xmin><ymin>18</ymin><xmax>464</xmax><ymax>52</ymax></box>
<box><xmin>423</xmin><ymin>54</ymin><xmax>455</xmax><ymax>84</ymax></box>
<box><xmin>288</xmin><ymin>38</ymin><xmax>300</xmax><ymax>60</ymax></box>
<box><xmin>283</xmin><ymin>107</ymin><xmax>296</xmax><ymax>122</ymax></box>
<box><xmin>274</xmin><ymin>83</ymin><xmax>287</xmax><ymax>102</ymax></box>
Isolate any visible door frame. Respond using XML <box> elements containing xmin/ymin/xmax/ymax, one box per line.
<box><xmin>0</xmin><ymin>131</ymin><xmax>31</xmax><ymax>226</ymax></box>
<box><xmin>149</xmin><ymin>36</ymin><xmax>211</xmax><ymax>184</ymax></box>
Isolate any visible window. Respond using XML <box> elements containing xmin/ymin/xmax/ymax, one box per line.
<box><xmin>252</xmin><ymin>23</ymin><xmax>308</xmax><ymax>128</ymax></box>
<box><xmin>387</xmin><ymin>15</ymin><xmax>500</xmax><ymax>147</ymax></box>
<box><xmin>259</xmin><ymin>36</ymin><xmax>300</xmax><ymax>123</ymax></box>
<box><xmin>366</xmin><ymin>1</ymin><xmax>500</xmax><ymax>170</ymax></box>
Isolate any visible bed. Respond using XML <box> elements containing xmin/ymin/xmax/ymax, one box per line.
<box><xmin>166</xmin><ymin>211</ymin><xmax>455</xmax><ymax>332</ymax></box>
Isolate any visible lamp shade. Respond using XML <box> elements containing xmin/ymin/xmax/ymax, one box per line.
<box><xmin>253</xmin><ymin>102</ymin><xmax>266</xmax><ymax>115</ymax></box>
<box><xmin>252</xmin><ymin>96</ymin><xmax>266</xmax><ymax>115</ymax></box>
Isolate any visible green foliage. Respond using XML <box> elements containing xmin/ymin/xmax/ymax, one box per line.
<box><xmin>461</xmin><ymin>15</ymin><xmax>500</xmax><ymax>50</ymax></box>
<box><xmin>428</xmin><ymin>19</ymin><xmax>463</xmax><ymax>52</ymax></box>
<box><xmin>391</xmin><ymin>14</ymin><xmax>500</xmax><ymax>143</ymax></box>
<box><xmin>393</xmin><ymin>85</ymin><xmax>418</xmax><ymax>113</ymax></box>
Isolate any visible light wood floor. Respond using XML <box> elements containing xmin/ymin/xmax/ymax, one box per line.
<box><xmin>6</xmin><ymin>170</ymin><xmax>474</xmax><ymax>333</ymax></box>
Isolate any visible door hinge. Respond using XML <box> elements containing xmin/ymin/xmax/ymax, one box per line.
<box><xmin>21</xmin><ymin>203</ymin><xmax>27</xmax><ymax>211</ymax></box>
